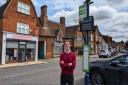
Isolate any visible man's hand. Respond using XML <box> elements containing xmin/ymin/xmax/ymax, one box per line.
<box><xmin>60</xmin><ymin>61</ymin><xmax>64</xmax><ymax>64</ymax></box>
<box><xmin>69</xmin><ymin>63</ymin><xmax>72</xmax><ymax>66</ymax></box>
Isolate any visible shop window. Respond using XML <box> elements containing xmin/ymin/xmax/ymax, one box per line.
<box><xmin>26</xmin><ymin>49</ymin><xmax>34</xmax><ymax>60</ymax></box>
<box><xmin>6</xmin><ymin>48</ymin><xmax>18</xmax><ymax>62</ymax></box>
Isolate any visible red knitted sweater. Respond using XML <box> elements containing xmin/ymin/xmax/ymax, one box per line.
<box><xmin>59</xmin><ymin>52</ymin><xmax>76</xmax><ymax>75</ymax></box>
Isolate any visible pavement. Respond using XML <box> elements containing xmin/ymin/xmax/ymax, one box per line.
<box><xmin>0</xmin><ymin>60</ymin><xmax>48</xmax><ymax>69</ymax></box>
<box><xmin>0</xmin><ymin>55</ymin><xmax>99</xmax><ymax>69</ymax></box>
<box><xmin>0</xmin><ymin>55</ymin><xmax>98</xmax><ymax>69</ymax></box>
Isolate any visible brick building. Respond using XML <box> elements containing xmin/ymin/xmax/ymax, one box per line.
<box><xmin>89</xmin><ymin>26</ymin><xmax>101</xmax><ymax>54</ymax></box>
<box><xmin>89</xmin><ymin>25</ymin><xmax>114</xmax><ymax>55</ymax></box>
<box><xmin>116</xmin><ymin>41</ymin><xmax>125</xmax><ymax>51</ymax></box>
<box><xmin>38</xmin><ymin>5</ymin><xmax>64</xmax><ymax>59</ymax></box>
<box><xmin>0</xmin><ymin>0</ymin><xmax>39</xmax><ymax>64</ymax></box>
<box><xmin>38</xmin><ymin>5</ymin><xmax>83</xmax><ymax>59</ymax></box>
<box><xmin>65</xmin><ymin>25</ymin><xmax>83</xmax><ymax>55</ymax></box>
<box><xmin>102</xmin><ymin>35</ymin><xmax>112</xmax><ymax>51</ymax></box>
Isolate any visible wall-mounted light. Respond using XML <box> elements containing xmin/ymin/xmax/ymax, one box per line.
<box><xmin>29</xmin><ymin>29</ymin><xmax>32</xmax><ymax>35</ymax></box>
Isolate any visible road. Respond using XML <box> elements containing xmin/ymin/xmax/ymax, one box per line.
<box><xmin>0</xmin><ymin>58</ymin><xmax>85</xmax><ymax>85</ymax></box>
<box><xmin>0</xmin><ymin>55</ymin><xmax>119</xmax><ymax>85</ymax></box>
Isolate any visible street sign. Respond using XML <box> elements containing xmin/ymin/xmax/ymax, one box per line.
<box><xmin>80</xmin><ymin>16</ymin><xmax>94</xmax><ymax>32</ymax></box>
<box><xmin>82</xmin><ymin>44</ymin><xmax>91</xmax><ymax>72</ymax></box>
<box><xmin>79</xmin><ymin>4</ymin><xmax>87</xmax><ymax>22</ymax></box>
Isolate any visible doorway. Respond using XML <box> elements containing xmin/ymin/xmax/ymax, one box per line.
<box><xmin>38</xmin><ymin>41</ymin><xmax>45</xmax><ymax>59</ymax></box>
<box><xmin>18</xmin><ymin>43</ymin><xmax>26</xmax><ymax>62</ymax></box>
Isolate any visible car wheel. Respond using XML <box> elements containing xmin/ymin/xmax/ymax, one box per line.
<box><xmin>90</xmin><ymin>71</ymin><xmax>105</xmax><ymax>85</ymax></box>
<box><xmin>99</xmin><ymin>56</ymin><xmax>102</xmax><ymax>58</ymax></box>
<box><xmin>106</xmin><ymin>55</ymin><xmax>109</xmax><ymax>58</ymax></box>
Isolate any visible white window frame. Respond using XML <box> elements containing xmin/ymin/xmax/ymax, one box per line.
<box><xmin>91</xmin><ymin>34</ymin><xmax>93</xmax><ymax>41</ymax></box>
<box><xmin>17</xmin><ymin>22</ymin><xmax>29</xmax><ymax>34</ymax></box>
<box><xmin>18</xmin><ymin>2</ymin><xmax>30</xmax><ymax>15</ymax></box>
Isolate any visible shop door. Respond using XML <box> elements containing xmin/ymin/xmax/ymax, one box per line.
<box><xmin>18</xmin><ymin>44</ymin><xmax>26</xmax><ymax>62</ymax></box>
<box><xmin>39</xmin><ymin>41</ymin><xmax>45</xmax><ymax>59</ymax></box>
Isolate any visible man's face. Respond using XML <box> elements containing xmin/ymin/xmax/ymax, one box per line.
<box><xmin>64</xmin><ymin>41</ymin><xmax>71</xmax><ymax>50</ymax></box>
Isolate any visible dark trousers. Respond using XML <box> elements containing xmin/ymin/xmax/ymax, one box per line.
<box><xmin>61</xmin><ymin>74</ymin><xmax>74</xmax><ymax>85</ymax></box>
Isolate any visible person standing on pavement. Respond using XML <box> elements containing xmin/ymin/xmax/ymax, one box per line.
<box><xmin>59</xmin><ymin>40</ymin><xmax>76</xmax><ymax>85</ymax></box>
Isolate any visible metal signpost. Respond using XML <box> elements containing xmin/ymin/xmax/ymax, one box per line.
<box><xmin>82</xmin><ymin>45</ymin><xmax>91</xmax><ymax>72</ymax></box>
<box><xmin>80</xmin><ymin>16</ymin><xmax>94</xmax><ymax>32</ymax></box>
<box><xmin>79</xmin><ymin>0</ymin><xmax>94</xmax><ymax>85</ymax></box>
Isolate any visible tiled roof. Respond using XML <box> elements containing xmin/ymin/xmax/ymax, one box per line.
<box><xmin>0</xmin><ymin>1</ymin><xmax>10</xmax><ymax>18</ymax></box>
<box><xmin>64</xmin><ymin>25</ymin><xmax>79</xmax><ymax>38</ymax></box>
<box><xmin>102</xmin><ymin>35</ymin><xmax>112</xmax><ymax>43</ymax></box>
<box><xmin>39</xmin><ymin>18</ymin><xmax>65</xmax><ymax>37</ymax></box>
<box><xmin>39</xmin><ymin>17</ymin><xmax>81</xmax><ymax>39</ymax></box>
<box><xmin>95</xmin><ymin>25</ymin><xmax>102</xmax><ymax>36</ymax></box>
<box><xmin>48</xmin><ymin>20</ymin><xmax>61</xmax><ymax>30</ymax></box>
<box><xmin>39</xmin><ymin>26</ymin><xmax>55</xmax><ymax>37</ymax></box>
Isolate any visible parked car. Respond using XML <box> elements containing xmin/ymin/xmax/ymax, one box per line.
<box><xmin>98</xmin><ymin>49</ymin><xmax>111</xmax><ymax>58</ymax></box>
<box><xmin>120</xmin><ymin>50</ymin><xmax>128</xmax><ymax>54</ymax></box>
<box><xmin>111</xmin><ymin>49</ymin><xmax>118</xmax><ymax>56</ymax></box>
<box><xmin>90</xmin><ymin>54</ymin><xmax>128</xmax><ymax>85</ymax></box>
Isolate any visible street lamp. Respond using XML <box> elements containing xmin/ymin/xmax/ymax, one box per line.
<box><xmin>84</xmin><ymin>0</ymin><xmax>93</xmax><ymax>18</ymax></box>
<box><xmin>82</xmin><ymin>0</ymin><xmax>94</xmax><ymax>85</ymax></box>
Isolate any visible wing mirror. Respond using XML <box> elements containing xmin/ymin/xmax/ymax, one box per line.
<box><xmin>111</xmin><ymin>61</ymin><xmax>120</xmax><ymax>67</ymax></box>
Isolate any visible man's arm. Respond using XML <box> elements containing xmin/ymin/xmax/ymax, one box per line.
<box><xmin>59</xmin><ymin>54</ymin><xmax>69</xmax><ymax>69</ymax></box>
<box><xmin>69</xmin><ymin>54</ymin><xmax>76</xmax><ymax>70</ymax></box>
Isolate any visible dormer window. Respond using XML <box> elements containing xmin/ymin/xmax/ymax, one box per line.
<box><xmin>18</xmin><ymin>2</ymin><xmax>30</xmax><ymax>15</ymax></box>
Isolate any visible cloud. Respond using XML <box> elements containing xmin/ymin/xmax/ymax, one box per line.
<box><xmin>47</xmin><ymin>0</ymin><xmax>83</xmax><ymax>26</ymax></box>
<box><xmin>107</xmin><ymin>0</ymin><xmax>125</xmax><ymax>4</ymax></box>
<box><xmin>98</xmin><ymin>12</ymin><xmax>128</xmax><ymax>42</ymax></box>
<box><xmin>49</xmin><ymin>9</ymin><xmax>79</xmax><ymax>26</ymax></box>
<box><xmin>90</xmin><ymin>5</ymin><xmax>116</xmax><ymax>20</ymax></box>
<box><xmin>0</xmin><ymin>0</ymin><xmax>7</xmax><ymax>7</ymax></box>
<box><xmin>32</xmin><ymin>0</ymin><xmax>128</xmax><ymax>42</ymax></box>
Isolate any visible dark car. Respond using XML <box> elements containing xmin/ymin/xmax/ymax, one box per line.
<box><xmin>90</xmin><ymin>54</ymin><xmax>128</xmax><ymax>85</ymax></box>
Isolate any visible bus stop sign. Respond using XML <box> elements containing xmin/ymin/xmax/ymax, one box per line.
<box><xmin>80</xmin><ymin>16</ymin><xmax>94</xmax><ymax>32</ymax></box>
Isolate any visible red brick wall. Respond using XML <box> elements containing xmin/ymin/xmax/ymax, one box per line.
<box><xmin>0</xmin><ymin>19</ymin><xmax>3</xmax><ymax>57</ymax></box>
<box><xmin>0</xmin><ymin>19</ymin><xmax>3</xmax><ymax>28</ymax></box>
<box><xmin>46</xmin><ymin>38</ymin><xmax>54</xmax><ymax>59</ymax></box>
<box><xmin>0</xmin><ymin>25</ymin><xmax>2</xmax><ymax>57</ymax></box>
<box><xmin>2</xmin><ymin>0</ymin><xmax>38</xmax><ymax>35</ymax></box>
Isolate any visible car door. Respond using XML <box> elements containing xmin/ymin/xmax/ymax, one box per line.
<box><xmin>119</xmin><ymin>55</ymin><xmax>128</xmax><ymax>84</ymax></box>
<box><xmin>104</xmin><ymin>56</ymin><xmax>125</xmax><ymax>84</ymax></box>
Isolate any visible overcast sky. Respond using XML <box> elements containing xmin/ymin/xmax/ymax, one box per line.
<box><xmin>0</xmin><ymin>0</ymin><xmax>128</xmax><ymax>42</ymax></box>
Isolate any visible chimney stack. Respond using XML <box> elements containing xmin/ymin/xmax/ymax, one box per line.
<box><xmin>60</xmin><ymin>17</ymin><xmax>65</xmax><ymax>26</ymax></box>
<box><xmin>40</xmin><ymin>5</ymin><xmax>48</xmax><ymax>26</ymax></box>
<box><xmin>41</xmin><ymin>5</ymin><xmax>47</xmax><ymax>17</ymax></box>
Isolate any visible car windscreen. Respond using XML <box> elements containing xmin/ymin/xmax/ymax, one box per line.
<box><xmin>100</xmin><ymin>50</ymin><xmax>105</xmax><ymax>52</ymax></box>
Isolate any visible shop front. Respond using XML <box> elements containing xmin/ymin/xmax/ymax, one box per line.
<box><xmin>1</xmin><ymin>32</ymin><xmax>38</xmax><ymax>64</ymax></box>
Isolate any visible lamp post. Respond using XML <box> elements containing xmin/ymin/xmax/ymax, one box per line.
<box><xmin>79</xmin><ymin>0</ymin><xmax>94</xmax><ymax>84</ymax></box>
<box><xmin>84</xmin><ymin>0</ymin><xmax>93</xmax><ymax>44</ymax></box>
<box><xmin>83</xmin><ymin>0</ymin><xmax>93</xmax><ymax>85</ymax></box>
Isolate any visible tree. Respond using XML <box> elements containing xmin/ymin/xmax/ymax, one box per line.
<box><xmin>125</xmin><ymin>41</ymin><xmax>128</xmax><ymax>46</ymax></box>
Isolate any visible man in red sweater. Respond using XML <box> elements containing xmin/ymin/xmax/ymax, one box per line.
<box><xmin>60</xmin><ymin>40</ymin><xmax>76</xmax><ymax>85</ymax></box>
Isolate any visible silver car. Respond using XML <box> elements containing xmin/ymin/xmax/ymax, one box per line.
<box><xmin>98</xmin><ymin>49</ymin><xmax>111</xmax><ymax>58</ymax></box>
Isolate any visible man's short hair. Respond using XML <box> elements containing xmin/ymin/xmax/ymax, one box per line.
<box><xmin>64</xmin><ymin>40</ymin><xmax>71</xmax><ymax>45</ymax></box>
